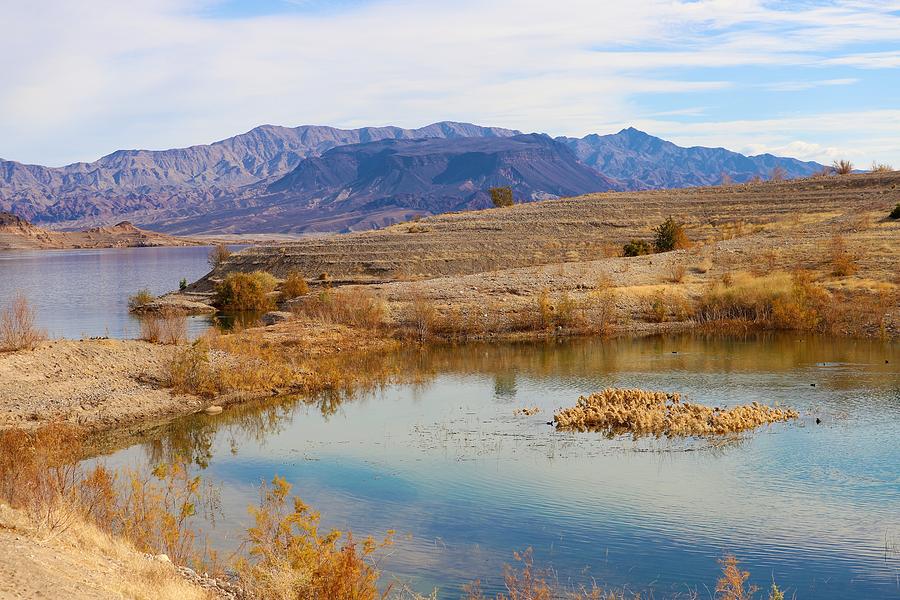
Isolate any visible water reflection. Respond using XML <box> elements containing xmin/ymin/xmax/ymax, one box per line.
<box><xmin>93</xmin><ymin>333</ymin><xmax>900</xmax><ymax>599</ymax></box>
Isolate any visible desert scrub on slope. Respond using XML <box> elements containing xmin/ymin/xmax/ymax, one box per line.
<box><xmin>890</xmin><ymin>203</ymin><xmax>900</xmax><ymax>219</ymax></box>
<box><xmin>832</xmin><ymin>159</ymin><xmax>853</xmax><ymax>175</ymax></box>
<box><xmin>553</xmin><ymin>388</ymin><xmax>798</xmax><ymax>438</ymax></box>
<box><xmin>0</xmin><ymin>293</ymin><xmax>46</xmax><ymax>352</ymax></box>
<box><xmin>490</xmin><ymin>186</ymin><xmax>515</xmax><ymax>208</ymax></box>
<box><xmin>622</xmin><ymin>239</ymin><xmax>653</xmax><ymax>257</ymax></box>
<box><xmin>654</xmin><ymin>216</ymin><xmax>691</xmax><ymax>252</ymax></box>
<box><xmin>829</xmin><ymin>233</ymin><xmax>858</xmax><ymax>277</ymax></box>
<box><xmin>0</xmin><ymin>424</ymin><xmax>215</xmax><ymax>568</ymax></box>
<box><xmin>214</xmin><ymin>271</ymin><xmax>277</xmax><ymax>311</ymax></box>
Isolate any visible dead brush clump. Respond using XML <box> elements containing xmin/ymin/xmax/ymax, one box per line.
<box><xmin>294</xmin><ymin>288</ymin><xmax>386</xmax><ymax>330</ymax></box>
<box><xmin>139</xmin><ymin>307</ymin><xmax>187</xmax><ymax>345</ymax></box>
<box><xmin>0</xmin><ymin>292</ymin><xmax>46</xmax><ymax>352</ymax></box>
<box><xmin>553</xmin><ymin>388</ymin><xmax>798</xmax><ymax>438</ymax></box>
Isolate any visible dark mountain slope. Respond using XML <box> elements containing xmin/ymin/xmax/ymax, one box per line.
<box><xmin>158</xmin><ymin>134</ymin><xmax>620</xmax><ymax>234</ymax></box>
<box><xmin>0</xmin><ymin>122</ymin><xmax>519</xmax><ymax>225</ymax></box>
<box><xmin>559</xmin><ymin>127</ymin><xmax>823</xmax><ymax>189</ymax></box>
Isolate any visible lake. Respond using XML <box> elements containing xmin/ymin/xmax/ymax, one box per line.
<box><xmin>92</xmin><ymin>334</ymin><xmax>900</xmax><ymax>599</ymax></box>
<box><xmin>0</xmin><ymin>246</ymin><xmax>219</xmax><ymax>339</ymax></box>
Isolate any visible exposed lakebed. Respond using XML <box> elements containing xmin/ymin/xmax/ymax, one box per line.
<box><xmin>89</xmin><ymin>334</ymin><xmax>900</xmax><ymax>599</ymax></box>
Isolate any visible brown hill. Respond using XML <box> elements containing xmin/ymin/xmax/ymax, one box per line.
<box><xmin>0</xmin><ymin>212</ymin><xmax>197</xmax><ymax>250</ymax></box>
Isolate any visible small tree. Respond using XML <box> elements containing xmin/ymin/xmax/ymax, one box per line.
<box><xmin>654</xmin><ymin>217</ymin><xmax>690</xmax><ymax>253</ymax></box>
<box><xmin>208</xmin><ymin>244</ymin><xmax>231</xmax><ymax>269</ymax></box>
<box><xmin>490</xmin><ymin>187</ymin><xmax>514</xmax><ymax>208</ymax></box>
<box><xmin>832</xmin><ymin>159</ymin><xmax>853</xmax><ymax>175</ymax></box>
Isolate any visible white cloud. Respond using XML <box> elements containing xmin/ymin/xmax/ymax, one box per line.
<box><xmin>0</xmin><ymin>0</ymin><xmax>898</xmax><ymax>165</ymax></box>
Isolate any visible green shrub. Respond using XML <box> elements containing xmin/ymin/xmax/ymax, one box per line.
<box><xmin>179</xmin><ymin>278</ymin><xmax>187</xmax><ymax>291</ymax></box>
<box><xmin>654</xmin><ymin>216</ymin><xmax>690</xmax><ymax>252</ymax></box>
<box><xmin>214</xmin><ymin>271</ymin><xmax>277</xmax><ymax>311</ymax></box>
<box><xmin>489</xmin><ymin>187</ymin><xmax>514</xmax><ymax>208</ymax></box>
<box><xmin>890</xmin><ymin>203</ymin><xmax>900</xmax><ymax>219</ymax></box>
<box><xmin>622</xmin><ymin>239</ymin><xmax>653</xmax><ymax>257</ymax></box>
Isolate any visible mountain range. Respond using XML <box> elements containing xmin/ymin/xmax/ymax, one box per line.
<box><xmin>0</xmin><ymin>121</ymin><xmax>824</xmax><ymax>234</ymax></box>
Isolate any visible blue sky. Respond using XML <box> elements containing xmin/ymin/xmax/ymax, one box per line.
<box><xmin>1</xmin><ymin>0</ymin><xmax>898</xmax><ymax>167</ymax></box>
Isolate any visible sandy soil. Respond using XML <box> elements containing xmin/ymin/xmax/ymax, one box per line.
<box><xmin>0</xmin><ymin>505</ymin><xmax>214</xmax><ymax>600</ymax></box>
<box><xmin>0</xmin><ymin>339</ymin><xmax>201</xmax><ymax>432</ymax></box>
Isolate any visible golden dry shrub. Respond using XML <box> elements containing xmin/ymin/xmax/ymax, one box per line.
<box><xmin>236</xmin><ymin>476</ymin><xmax>393</xmax><ymax>600</ymax></box>
<box><xmin>829</xmin><ymin>233</ymin><xmax>858</xmax><ymax>277</ymax></box>
<box><xmin>554</xmin><ymin>388</ymin><xmax>798</xmax><ymax>438</ymax></box>
<box><xmin>279</xmin><ymin>270</ymin><xmax>309</xmax><ymax>302</ymax></box>
<box><xmin>214</xmin><ymin>271</ymin><xmax>277</xmax><ymax>311</ymax></box>
<box><xmin>0</xmin><ymin>293</ymin><xmax>46</xmax><ymax>352</ymax></box>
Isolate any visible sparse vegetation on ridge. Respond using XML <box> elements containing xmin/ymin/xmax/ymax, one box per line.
<box><xmin>208</xmin><ymin>243</ymin><xmax>231</xmax><ymax>269</ymax></box>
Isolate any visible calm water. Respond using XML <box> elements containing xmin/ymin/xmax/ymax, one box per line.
<box><xmin>0</xmin><ymin>246</ymin><xmax>219</xmax><ymax>339</ymax></box>
<box><xmin>92</xmin><ymin>334</ymin><xmax>900</xmax><ymax>599</ymax></box>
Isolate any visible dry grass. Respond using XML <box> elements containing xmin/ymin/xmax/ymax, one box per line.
<box><xmin>554</xmin><ymin>388</ymin><xmax>798</xmax><ymax>438</ymax></box>
<box><xmin>694</xmin><ymin>271</ymin><xmax>834</xmax><ymax>331</ymax></box>
<box><xmin>139</xmin><ymin>307</ymin><xmax>187</xmax><ymax>345</ymax></box>
<box><xmin>833</xmin><ymin>159</ymin><xmax>853</xmax><ymax>175</ymax></box>
<box><xmin>0</xmin><ymin>293</ymin><xmax>46</xmax><ymax>352</ymax></box>
<box><xmin>293</xmin><ymin>288</ymin><xmax>386</xmax><ymax>330</ymax></box>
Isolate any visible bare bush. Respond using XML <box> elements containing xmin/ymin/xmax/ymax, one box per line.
<box><xmin>139</xmin><ymin>307</ymin><xmax>187</xmax><ymax>345</ymax></box>
<box><xmin>208</xmin><ymin>244</ymin><xmax>231</xmax><ymax>269</ymax></box>
<box><xmin>832</xmin><ymin>159</ymin><xmax>853</xmax><ymax>175</ymax></box>
<box><xmin>0</xmin><ymin>293</ymin><xmax>46</xmax><ymax>352</ymax></box>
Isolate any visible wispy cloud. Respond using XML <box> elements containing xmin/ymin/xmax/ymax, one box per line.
<box><xmin>0</xmin><ymin>0</ymin><xmax>898</xmax><ymax>166</ymax></box>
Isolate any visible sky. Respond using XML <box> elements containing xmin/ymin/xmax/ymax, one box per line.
<box><xmin>1</xmin><ymin>0</ymin><xmax>899</xmax><ymax>167</ymax></box>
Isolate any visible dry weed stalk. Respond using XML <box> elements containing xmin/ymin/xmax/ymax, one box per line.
<box><xmin>554</xmin><ymin>388</ymin><xmax>798</xmax><ymax>438</ymax></box>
